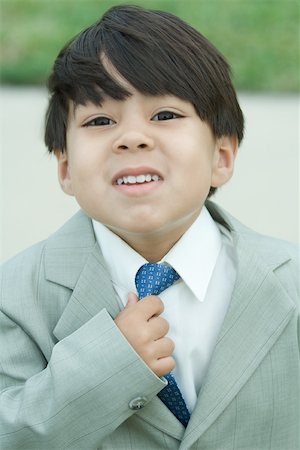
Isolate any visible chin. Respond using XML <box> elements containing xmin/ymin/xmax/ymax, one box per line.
<box><xmin>110</xmin><ymin>219</ymin><xmax>167</xmax><ymax>236</ymax></box>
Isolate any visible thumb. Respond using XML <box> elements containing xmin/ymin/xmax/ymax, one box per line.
<box><xmin>125</xmin><ymin>292</ymin><xmax>139</xmax><ymax>308</ymax></box>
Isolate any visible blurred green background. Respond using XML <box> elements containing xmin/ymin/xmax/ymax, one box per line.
<box><xmin>0</xmin><ymin>0</ymin><xmax>299</xmax><ymax>91</ymax></box>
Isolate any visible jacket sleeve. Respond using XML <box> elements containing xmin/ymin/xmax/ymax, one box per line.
<box><xmin>0</xmin><ymin>260</ymin><xmax>166</xmax><ymax>449</ymax></box>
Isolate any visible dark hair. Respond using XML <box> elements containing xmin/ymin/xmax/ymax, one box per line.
<box><xmin>45</xmin><ymin>4</ymin><xmax>244</xmax><ymax>195</ymax></box>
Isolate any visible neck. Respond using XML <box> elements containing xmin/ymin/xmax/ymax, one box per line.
<box><xmin>125</xmin><ymin>233</ymin><xmax>180</xmax><ymax>263</ymax></box>
<box><xmin>113</xmin><ymin>211</ymin><xmax>200</xmax><ymax>262</ymax></box>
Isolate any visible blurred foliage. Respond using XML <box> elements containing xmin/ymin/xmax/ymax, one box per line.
<box><xmin>0</xmin><ymin>0</ymin><xmax>299</xmax><ymax>91</ymax></box>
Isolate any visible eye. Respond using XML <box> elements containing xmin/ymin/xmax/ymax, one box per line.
<box><xmin>152</xmin><ymin>111</ymin><xmax>182</xmax><ymax>121</ymax></box>
<box><xmin>83</xmin><ymin>116</ymin><xmax>115</xmax><ymax>127</ymax></box>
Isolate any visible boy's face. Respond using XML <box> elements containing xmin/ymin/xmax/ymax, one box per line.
<box><xmin>56</xmin><ymin>83</ymin><xmax>237</xmax><ymax>250</ymax></box>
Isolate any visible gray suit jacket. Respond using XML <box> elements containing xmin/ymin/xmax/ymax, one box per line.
<box><xmin>0</xmin><ymin>202</ymin><xmax>299</xmax><ymax>449</ymax></box>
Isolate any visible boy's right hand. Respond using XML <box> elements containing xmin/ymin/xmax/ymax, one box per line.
<box><xmin>114</xmin><ymin>293</ymin><xmax>175</xmax><ymax>378</ymax></box>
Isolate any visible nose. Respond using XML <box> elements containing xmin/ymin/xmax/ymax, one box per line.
<box><xmin>113</xmin><ymin>131</ymin><xmax>155</xmax><ymax>153</ymax></box>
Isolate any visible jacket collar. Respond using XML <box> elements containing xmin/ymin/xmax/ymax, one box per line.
<box><xmin>44</xmin><ymin>210</ymin><xmax>120</xmax><ymax>340</ymax></box>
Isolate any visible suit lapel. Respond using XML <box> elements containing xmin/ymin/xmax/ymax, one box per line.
<box><xmin>44</xmin><ymin>211</ymin><xmax>121</xmax><ymax>341</ymax></box>
<box><xmin>181</xmin><ymin>228</ymin><xmax>296</xmax><ymax>449</ymax></box>
<box><xmin>52</xmin><ymin>243</ymin><xmax>121</xmax><ymax>340</ymax></box>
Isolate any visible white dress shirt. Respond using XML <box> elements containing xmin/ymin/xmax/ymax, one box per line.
<box><xmin>92</xmin><ymin>206</ymin><xmax>237</xmax><ymax>412</ymax></box>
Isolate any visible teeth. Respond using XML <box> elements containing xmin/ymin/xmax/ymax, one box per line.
<box><xmin>116</xmin><ymin>174</ymin><xmax>161</xmax><ymax>185</ymax></box>
<box><xmin>128</xmin><ymin>176</ymin><xmax>136</xmax><ymax>184</ymax></box>
<box><xmin>136</xmin><ymin>175</ymin><xmax>146</xmax><ymax>183</ymax></box>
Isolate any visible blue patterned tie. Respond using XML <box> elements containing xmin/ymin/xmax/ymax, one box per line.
<box><xmin>135</xmin><ymin>263</ymin><xmax>190</xmax><ymax>427</ymax></box>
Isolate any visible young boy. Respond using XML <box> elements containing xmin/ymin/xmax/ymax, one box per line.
<box><xmin>0</xmin><ymin>4</ymin><xmax>298</xmax><ymax>449</ymax></box>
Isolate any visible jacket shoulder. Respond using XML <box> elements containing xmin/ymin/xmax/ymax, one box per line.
<box><xmin>0</xmin><ymin>240</ymin><xmax>48</xmax><ymax>320</ymax></box>
<box><xmin>0</xmin><ymin>210</ymin><xmax>91</xmax><ymax>301</ymax></box>
<box><xmin>1</xmin><ymin>239</ymin><xmax>46</xmax><ymax>281</ymax></box>
<box><xmin>206</xmin><ymin>201</ymin><xmax>299</xmax><ymax>304</ymax></box>
<box><xmin>207</xmin><ymin>200</ymin><xmax>298</xmax><ymax>261</ymax></box>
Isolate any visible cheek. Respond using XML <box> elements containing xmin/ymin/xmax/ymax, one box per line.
<box><xmin>174</xmin><ymin>142</ymin><xmax>215</xmax><ymax>178</ymax></box>
<box><xmin>173</xmin><ymin>147</ymin><xmax>215</xmax><ymax>202</ymax></box>
<box><xmin>67</xmin><ymin>145</ymin><xmax>98</xmax><ymax>177</ymax></box>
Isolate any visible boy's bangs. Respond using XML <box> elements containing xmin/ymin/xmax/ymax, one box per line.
<box><xmin>54</xmin><ymin>52</ymin><xmax>130</xmax><ymax>107</ymax></box>
<box><xmin>101</xmin><ymin>38</ymin><xmax>198</xmax><ymax>102</ymax></box>
<box><xmin>62</xmin><ymin>41</ymin><xmax>199</xmax><ymax>111</ymax></box>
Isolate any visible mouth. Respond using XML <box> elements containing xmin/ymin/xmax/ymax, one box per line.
<box><xmin>114</xmin><ymin>173</ymin><xmax>162</xmax><ymax>185</ymax></box>
<box><xmin>112</xmin><ymin>167</ymin><xmax>163</xmax><ymax>186</ymax></box>
<box><xmin>112</xmin><ymin>167</ymin><xmax>163</xmax><ymax>196</ymax></box>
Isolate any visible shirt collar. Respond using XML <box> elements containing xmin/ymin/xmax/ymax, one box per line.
<box><xmin>92</xmin><ymin>206</ymin><xmax>223</xmax><ymax>302</ymax></box>
<box><xmin>163</xmin><ymin>207</ymin><xmax>222</xmax><ymax>301</ymax></box>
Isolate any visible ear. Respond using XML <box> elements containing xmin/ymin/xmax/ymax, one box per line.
<box><xmin>211</xmin><ymin>135</ymin><xmax>239</xmax><ymax>188</ymax></box>
<box><xmin>54</xmin><ymin>150</ymin><xmax>74</xmax><ymax>196</ymax></box>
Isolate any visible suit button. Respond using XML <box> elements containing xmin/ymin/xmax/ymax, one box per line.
<box><xmin>129</xmin><ymin>396</ymin><xmax>148</xmax><ymax>410</ymax></box>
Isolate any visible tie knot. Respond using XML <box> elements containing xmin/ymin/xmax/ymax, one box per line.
<box><xmin>135</xmin><ymin>263</ymin><xmax>180</xmax><ymax>299</ymax></box>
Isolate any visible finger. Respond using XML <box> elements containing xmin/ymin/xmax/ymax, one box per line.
<box><xmin>153</xmin><ymin>356</ymin><xmax>176</xmax><ymax>378</ymax></box>
<box><xmin>154</xmin><ymin>336</ymin><xmax>175</xmax><ymax>357</ymax></box>
<box><xmin>138</xmin><ymin>295</ymin><xmax>164</xmax><ymax>319</ymax></box>
<box><xmin>148</xmin><ymin>316</ymin><xmax>169</xmax><ymax>339</ymax></box>
<box><xmin>125</xmin><ymin>292</ymin><xmax>139</xmax><ymax>308</ymax></box>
